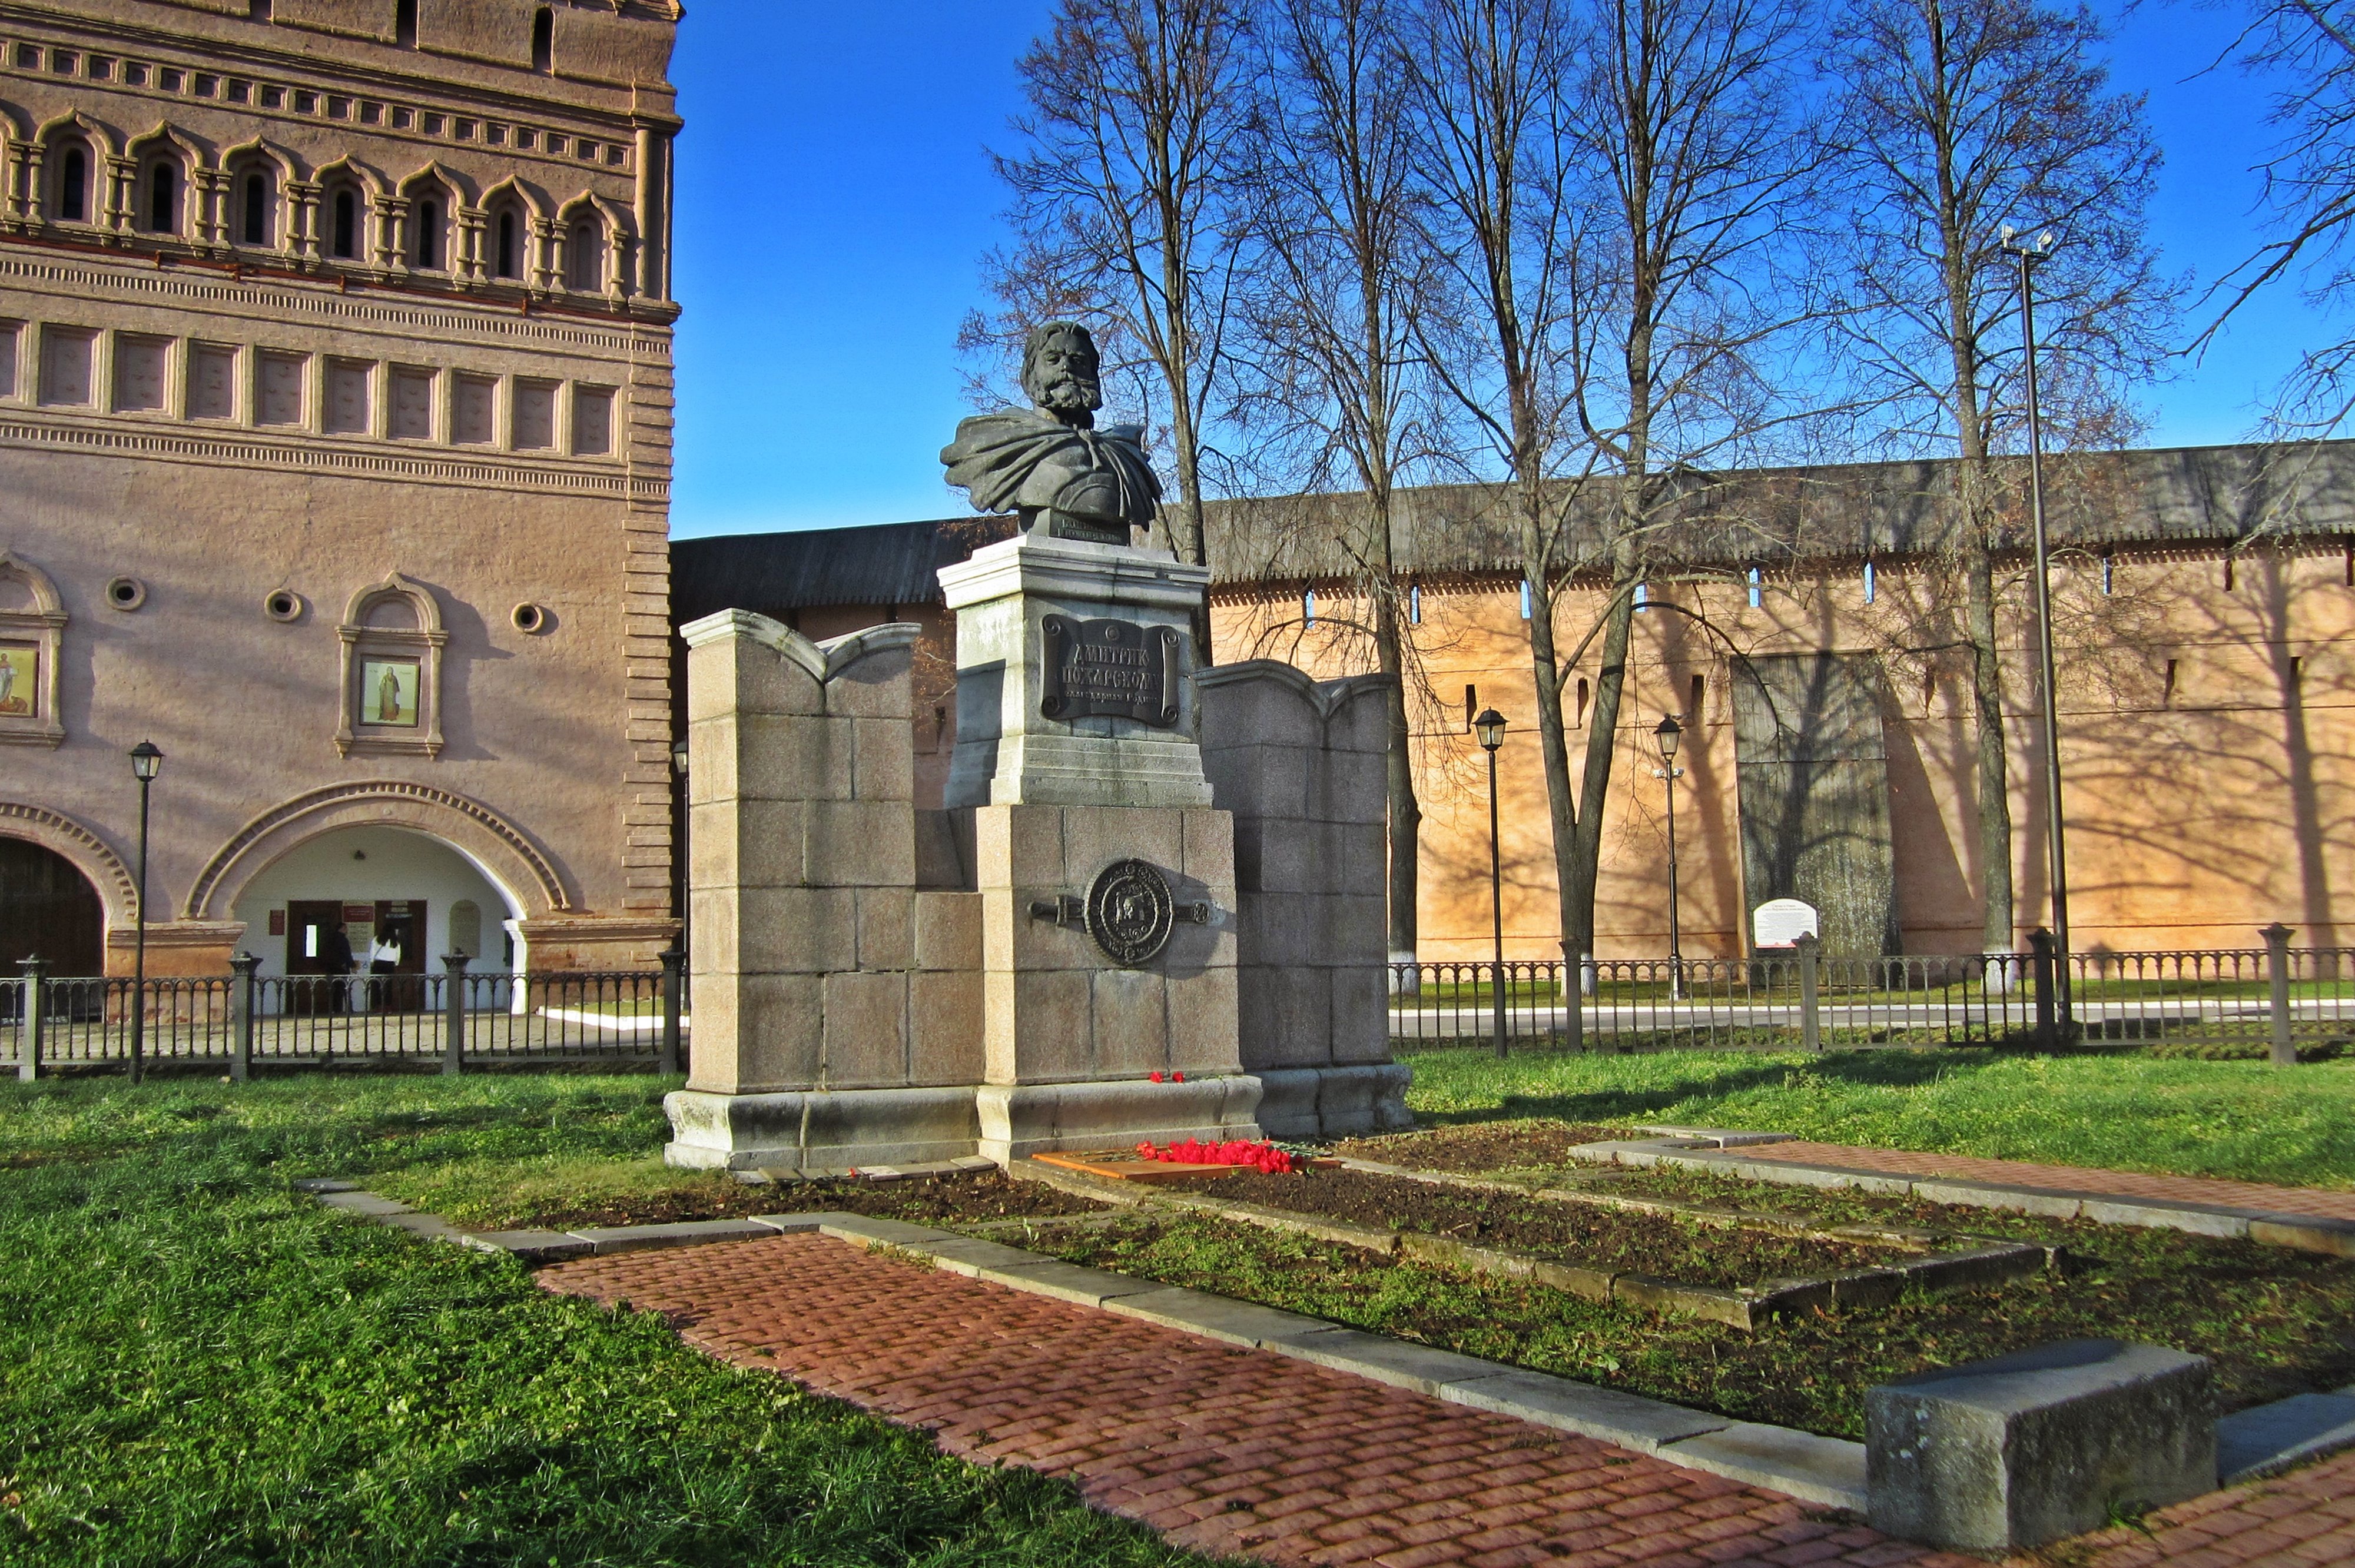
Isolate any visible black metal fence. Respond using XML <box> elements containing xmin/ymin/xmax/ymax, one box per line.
<box><xmin>4</xmin><ymin>952</ymin><xmax>688</xmax><ymax>1079</ymax></box>
<box><xmin>1389</xmin><ymin>930</ymin><xmax>2355</xmax><ymax>1059</ymax></box>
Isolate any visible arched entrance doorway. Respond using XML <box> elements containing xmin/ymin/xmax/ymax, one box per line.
<box><xmin>227</xmin><ymin>825</ymin><xmax>521</xmax><ymax>1012</ymax></box>
<box><xmin>0</xmin><ymin>837</ymin><xmax>105</xmax><ymax>976</ymax></box>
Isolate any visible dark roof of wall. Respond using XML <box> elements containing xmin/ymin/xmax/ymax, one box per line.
<box><xmin>1206</xmin><ymin>439</ymin><xmax>2355</xmax><ymax>586</ymax></box>
<box><xmin>671</xmin><ymin>517</ymin><xmax>1014</xmax><ymax>622</ymax></box>
<box><xmin>670</xmin><ymin>440</ymin><xmax>2355</xmax><ymax>613</ymax></box>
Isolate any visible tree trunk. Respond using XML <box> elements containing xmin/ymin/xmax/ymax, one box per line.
<box><xmin>1565</xmin><ymin>576</ymin><xmax>1638</xmax><ymax>968</ymax></box>
<box><xmin>1965</xmin><ymin>541</ymin><xmax>2015</xmax><ymax>954</ymax></box>
<box><xmin>1373</xmin><ymin>575</ymin><xmax>1421</xmax><ymax>964</ymax></box>
<box><xmin>1522</xmin><ymin>567</ymin><xmax>1584</xmax><ymax>1049</ymax></box>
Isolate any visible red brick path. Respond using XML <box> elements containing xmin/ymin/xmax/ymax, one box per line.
<box><xmin>2057</xmin><ymin>1450</ymin><xmax>2355</xmax><ymax>1567</ymax></box>
<box><xmin>1728</xmin><ymin>1143</ymin><xmax>2355</xmax><ymax>1223</ymax></box>
<box><xmin>543</xmin><ymin>1234</ymin><xmax>1977</xmax><ymax>1567</ymax></box>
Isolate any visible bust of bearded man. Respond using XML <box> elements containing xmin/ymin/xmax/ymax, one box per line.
<box><xmin>940</xmin><ymin>321</ymin><xmax>1162</xmax><ymax>546</ymax></box>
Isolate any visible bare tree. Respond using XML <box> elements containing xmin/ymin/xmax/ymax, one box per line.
<box><xmin>2200</xmin><ymin>1</ymin><xmax>2355</xmax><ymax>437</ymax></box>
<box><xmin>1826</xmin><ymin>0</ymin><xmax>2170</xmax><ymax>955</ymax></box>
<box><xmin>967</xmin><ymin>0</ymin><xmax>1257</xmax><ymax>595</ymax></box>
<box><xmin>1408</xmin><ymin>0</ymin><xmax>1823</xmax><ymax>999</ymax></box>
<box><xmin>1234</xmin><ymin>0</ymin><xmax>1440</xmax><ymax>962</ymax></box>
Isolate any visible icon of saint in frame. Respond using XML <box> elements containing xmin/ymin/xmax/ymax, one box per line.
<box><xmin>0</xmin><ymin>644</ymin><xmax>35</xmax><ymax>718</ymax></box>
<box><xmin>360</xmin><ymin>659</ymin><xmax>420</xmax><ymax>727</ymax></box>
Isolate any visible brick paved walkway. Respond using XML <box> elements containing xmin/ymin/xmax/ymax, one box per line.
<box><xmin>1727</xmin><ymin>1143</ymin><xmax>2355</xmax><ymax>1222</ymax></box>
<box><xmin>542</xmin><ymin>1234</ymin><xmax>1975</xmax><ymax>1567</ymax></box>
<box><xmin>539</xmin><ymin>1226</ymin><xmax>2355</xmax><ymax>1567</ymax></box>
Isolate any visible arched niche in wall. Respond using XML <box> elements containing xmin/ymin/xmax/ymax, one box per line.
<box><xmin>0</xmin><ymin>550</ymin><xmax>66</xmax><ymax>748</ymax></box>
<box><xmin>336</xmin><ymin>572</ymin><xmax>446</xmax><ymax>759</ymax></box>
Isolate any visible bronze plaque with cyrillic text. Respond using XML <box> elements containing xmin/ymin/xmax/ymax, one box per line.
<box><xmin>1040</xmin><ymin>614</ymin><xmax>1183</xmax><ymax>727</ymax></box>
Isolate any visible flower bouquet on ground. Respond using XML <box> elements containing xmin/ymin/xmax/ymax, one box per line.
<box><xmin>1135</xmin><ymin>1137</ymin><xmax>1297</xmax><ymax>1174</ymax></box>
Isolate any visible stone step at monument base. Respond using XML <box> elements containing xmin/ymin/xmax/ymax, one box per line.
<box><xmin>1253</xmin><ymin>1064</ymin><xmax>1416</xmax><ymax>1140</ymax></box>
<box><xmin>976</xmin><ymin>1077</ymin><xmax>1263</xmax><ymax>1166</ymax></box>
<box><xmin>662</xmin><ymin>1077</ymin><xmax>1269</xmax><ymax>1172</ymax></box>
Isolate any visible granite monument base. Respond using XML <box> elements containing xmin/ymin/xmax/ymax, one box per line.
<box><xmin>664</xmin><ymin>1086</ymin><xmax>983</xmax><ymax>1172</ymax></box>
<box><xmin>976</xmin><ymin>1076</ymin><xmax>1265</xmax><ymax>1165</ymax></box>
<box><xmin>1253</xmin><ymin>1064</ymin><xmax>1415</xmax><ymax>1140</ymax></box>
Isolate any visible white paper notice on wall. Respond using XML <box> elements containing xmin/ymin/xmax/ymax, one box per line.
<box><xmin>1753</xmin><ymin>898</ymin><xmax>1819</xmax><ymax>949</ymax></box>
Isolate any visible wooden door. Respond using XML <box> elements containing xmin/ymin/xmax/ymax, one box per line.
<box><xmin>284</xmin><ymin>900</ymin><xmax>348</xmax><ymax>1015</ymax></box>
<box><xmin>0</xmin><ymin>839</ymin><xmax>104</xmax><ymax>978</ymax></box>
<box><xmin>371</xmin><ymin>899</ymin><xmax>427</xmax><ymax>1012</ymax></box>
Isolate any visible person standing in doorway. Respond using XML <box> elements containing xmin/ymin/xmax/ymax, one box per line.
<box><xmin>323</xmin><ymin>919</ymin><xmax>356</xmax><ymax>1015</ymax></box>
<box><xmin>366</xmin><ymin>926</ymin><xmax>401</xmax><ymax>1012</ymax></box>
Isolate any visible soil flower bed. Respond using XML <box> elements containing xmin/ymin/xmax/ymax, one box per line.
<box><xmin>1333</xmin><ymin>1119</ymin><xmax>1637</xmax><ymax>1174</ymax></box>
<box><xmin>377</xmin><ymin>1169</ymin><xmax>1109</xmax><ymax>1232</ymax></box>
<box><xmin>1200</xmin><ymin>1166</ymin><xmax>1908</xmax><ymax>1288</ymax></box>
<box><xmin>1030</xmin><ymin>1205</ymin><xmax>2355</xmax><ymax>1439</ymax></box>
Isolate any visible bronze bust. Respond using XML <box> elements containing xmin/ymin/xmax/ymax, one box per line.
<box><xmin>940</xmin><ymin>321</ymin><xmax>1160</xmax><ymax>546</ymax></box>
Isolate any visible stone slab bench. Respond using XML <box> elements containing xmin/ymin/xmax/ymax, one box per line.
<box><xmin>1866</xmin><ymin>1338</ymin><xmax>2216</xmax><ymax>1554</ymax></box>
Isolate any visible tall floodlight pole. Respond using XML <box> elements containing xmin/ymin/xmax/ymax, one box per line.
<box><xmin>1654</xmin><ymin>716</ymin><xmax>1686</xmax><ymax>1001</ymax></box>
<box><xmin>2004</xmin><ymin>225</ymin><xmax>2070</xmax><ymax>1033</ymax></box>
<box><xmin>1475</xmin><ymin>708</ymin><xmax>1508</xmax><ymax>1058</ymax></box>
<box><xmin>128</xmin><ymin>740</ymin><xmax>163</xmax><ymax>1084</ymax></box>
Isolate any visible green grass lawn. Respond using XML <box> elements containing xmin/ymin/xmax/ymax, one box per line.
<box><xmin>1398</xmin><ymin>1047</ymin><xmax>2355</xmax><ymax>1189</ymax></box>
<box><xmin>0</xmin><ymin>1075</ymin><xmax>1214</xmax><ymax>1568</ymax></box>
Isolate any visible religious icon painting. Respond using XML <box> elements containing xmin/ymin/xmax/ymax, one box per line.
<box><xmin>360</xmin><ymin>658</ymin><xmax>420</xmax><ymax>727</ymax></box>
<box><xmin>0</xmin><ymin>643</ymin><xmax>35</xmax><ymax>718</ymax></box>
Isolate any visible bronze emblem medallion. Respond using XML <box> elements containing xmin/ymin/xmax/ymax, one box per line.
<box><xmin>1086</xmin><ymin>858</ymin><xmax>1177</xmax><ymax>967</ymax></box>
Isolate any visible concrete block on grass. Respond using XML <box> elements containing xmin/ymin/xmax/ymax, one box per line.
<box><xmin>1441</xmin><ymin>1369</ymin><xmax>1733</xmax><ymax>1454</ymax></box>
<box><xmin>460</xmin><ymin>1230</ymin><xmax>595</xmax><ymax>1264</ymax></box>
<box><xmin>749</xmin><ymin>1211</ymin><xmax>864</xmax><ymax>1233</ymax></box>
<box><xmin>317</xmin><ymin>1192</ymin><xmax>412</xmax><ymax>1216</ymax></box>
<box><xmin>567</xmin><ymin>1219</ymin><xmax>784</xmax><ymax>1255</ymax></box>
<box><xmin>967</xmin><ymin>1258</ymin><xmax>1166</xmax><ymax>1308</ymax></box>
<box><xmin>2248</xmin><ymin>1215</ymin><xmax>2355</xmax><ymax>1257</ymax></box>
<box><xmin>1270</xmin><ymin>1327</ymin><xmax>1510</xmax><ymax>1397</ymax></box>
<box><xmin>916</xmin><ymin>1237</ymin><xmax>1063</xmax><ymax>1277</ymax></box>
<box><xmin>817</xmin><ymin>1215</ymin><xmax>966</xmax><ymax>1250</ymax></box>
<box><xmin>380</xmin><ymin>1211</ymin><xmax>465</xmax><ymax>1240</ymax></box>
<box><xmin>1661</xmin><ymin>1421</ymin><xmax>1869</xmax><ymax>1512</ymax></box>
<box><xmin>1103</xmin><ymin>1286</ymin><xmax>1341</xmax><ymax>1349</ymax></box>
<box><xmin>1866</xmin><ymin>1338</ymin><xmax>2215</xmax><ymax>1555</ymax></box>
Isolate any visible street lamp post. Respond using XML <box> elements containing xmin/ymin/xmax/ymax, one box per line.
<box><xmin>1654</xmin><ymin>716</ymin><xmax>1686</xmax><ymax>1002</ymax></box>
<box><xmin>1475</xmin><ymin>708</ymin><xmax>1508</xmax><ymax>1058</ymax></box>
<box><xmin>127</xmin><ymin>740</ymin><xmax>163</xmax><ymax>1085</ymax></box>
<box><xmin>2004</xmin><ymin>224</ymin><xmax>2071</xmax><ymax>1033</ymax></box>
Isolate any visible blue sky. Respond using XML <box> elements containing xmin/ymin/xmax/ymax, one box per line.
<box><xmin>665</xmin><ymin>0</ymin><xmax>2332</xmax><ymax>539</ymax></box>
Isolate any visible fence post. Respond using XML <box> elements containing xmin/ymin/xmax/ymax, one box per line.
<box><xmin>228</xmin><ymin>952</ymin><xmax>260</xmax><ymax>1083</ymax></box>
<box><xmin>1796</xmin><ymin>934</ymin><xmax>1822</xmax><ymax>1053</ymax></box>
<box><xmin>2029</xmin><ymin>928</ymin><xmax>2057</xmax><ymax>1047</ymax></box>
<box><xmin>658</xmin><ymin>944</ymin><xmax>685</xmax><ymax>1075</ymax></box>
<box><xmin>16</xmin><ymin>956</ymin><xmax>47</xmax><ymax>1082</ymax></box>
<box><xmin>2261</xmin><ymin>923</ymin><xmax>2296</xmax><ymax>1067</ymax></box>
<box><xmin>441</xmin><ymin>953</ymin><xmax>469</xmax><ymax>1075</ymax></box>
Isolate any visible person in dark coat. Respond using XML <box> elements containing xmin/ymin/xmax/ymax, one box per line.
<box><xmin>323</xmin><ymin>920</ymin><xmax>356</xmax><ymax>1014</ymax></box>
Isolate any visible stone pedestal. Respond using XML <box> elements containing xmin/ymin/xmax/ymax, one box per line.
<box><xmin>934</xmin><ymin>531</ymin><xmax>1259</xmax><ymax>1161</ymax></box>
<box><xmin>941</xmin><ymin>533</ymin><xmax>1215</xmax><ymax>810</ymax></box>
<box><xmin>971</xmin><ymin>800</ymin><xmax>1256</xmax><ymax>1161</ymax></box>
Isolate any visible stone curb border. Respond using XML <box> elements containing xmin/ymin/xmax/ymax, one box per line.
<box><xmin>290</xmin><ymin>1176</ymin><xmax>2355</xmax><ymax>1506</ymax></box>
<box><xmin>1575</xmin><ymin>1128</ymin><xmax>2355</xmax><ymax>1258</ymax></box>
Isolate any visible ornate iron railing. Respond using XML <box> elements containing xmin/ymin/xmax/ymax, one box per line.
<box><xmin>3</xmin><ymin>954</ymin><xmax>688</xmax><ymax>1078</ymax></box>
